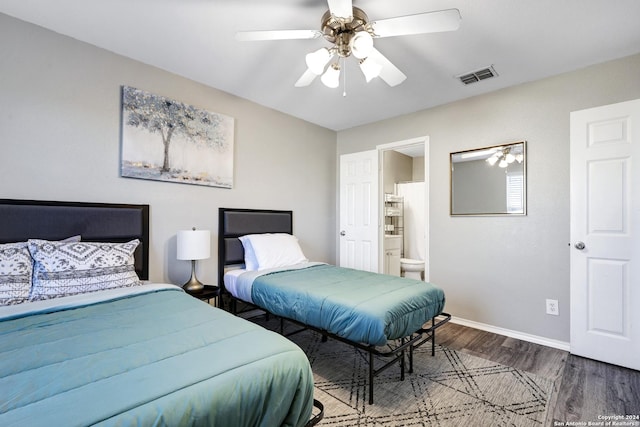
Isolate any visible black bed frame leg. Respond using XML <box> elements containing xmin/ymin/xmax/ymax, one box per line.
<box><xmin>431</xmin><ymin>317</ymin><xmax>436</xmax><ymax>356</ymax></box>
<box><xmin>369</xmin><ymin>351</ymin><xmax>374</xmax><ymax>405</ymax></box>
<box><xmin>409</xmin><ymin>343</ymin><xmax>414</xmax><ymax>374</ymax></box>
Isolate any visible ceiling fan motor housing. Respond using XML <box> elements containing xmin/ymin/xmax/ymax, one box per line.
<box><xmin>321</xmin><ymin>7</ymin><xmax>371</xmax><ymax>58</ymax></box>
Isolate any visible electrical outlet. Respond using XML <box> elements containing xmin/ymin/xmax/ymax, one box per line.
<box><xmin>546</xmin><ymin>299</ymin><xmax>559</xmax><ymax>316</ymax></box>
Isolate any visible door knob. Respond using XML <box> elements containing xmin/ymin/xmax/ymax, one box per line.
<box><xmin>575</xmin><ymin>241</ymin><xmax>586</xmax><ymax>250</ymax></box>
<box><xmin>340</xmin><ymin>230</ymin><xmax>346</xmax><ymax>236</ymax></box>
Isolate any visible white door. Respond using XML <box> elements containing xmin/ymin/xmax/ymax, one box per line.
<box><xmin>570</xmin><ymin>99</ymin><xmax>640</xmax><ymax>370</ymax></box>
<box><xmin>339</xmin><ymin>150</ymin><xmax>379</xmax><ymax>272</ymax></box>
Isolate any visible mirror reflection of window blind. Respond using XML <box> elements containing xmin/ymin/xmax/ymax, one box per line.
<box><xmin>506</xmin><ymin>172</ymin><xmax>524</xmax><ymax>213</ymax></box>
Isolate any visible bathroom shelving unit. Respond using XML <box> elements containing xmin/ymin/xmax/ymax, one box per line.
<box><xmin>384</xmin><ymin>194</ymin><xmax>404</xmax><ymax>276</ymax></box>
<box><xmin>384</xmin><ymin>193</ymin><xmax>404</xmax><ymax>236</ymax></box>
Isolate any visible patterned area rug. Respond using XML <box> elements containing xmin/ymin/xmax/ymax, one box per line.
<box><xmin>252</xmin><ymin>317</ymin><xmax>554</xmax><ymax>426</ymax></box>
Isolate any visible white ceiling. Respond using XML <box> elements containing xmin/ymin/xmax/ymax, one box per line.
<box><xmin>2</xmin><ymin>0</ymin><xmax>640</xmax><ymax>131</ymax></box>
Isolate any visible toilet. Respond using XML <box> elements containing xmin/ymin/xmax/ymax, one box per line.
<box><xmin>396</xmin><ymin>181</ymin><xmax>427</xmax><ymax>282</ymax></box>
<box><xmin>401</xmin><ymin>258</ymin><xmax>424</xmax><ymax>281</ymax></box>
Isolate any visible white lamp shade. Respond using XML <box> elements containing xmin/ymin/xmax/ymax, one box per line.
<box><xmin>321</xmin><ymin>63</ymin><xmax>340</xmax><ymax>88</ymax></box>
<box><xmin>305</xmin><ymin>48</ymin><xmax>332</xmax><ymax>75</ymax></box>
<box><xmin>177</xmin><ymin>229</ymin><xmax>211</xmax><ymax>260</ymax></box>
<box><xmin>486</xmin><ymin>155</ymin><xmax>499</xmax><ymax>166</ymax></box>
<box><xmin>359</xmin><ymin>57</ymin><xmax>382</xmax><ymax>82</ymax></box>
<box><xmin>351</xmin><ymin>31</ymin><xmax>374</xmax><ymax>59</ymax></box>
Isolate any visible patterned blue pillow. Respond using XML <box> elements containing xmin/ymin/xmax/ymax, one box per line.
<box><xmin>0</xmin><ymin>242</ymin><xmax>32</xmax><ymax>305</ymax></box>
<box><xmin>28</xmin><ymin>239</ymin><xmax>141</xmax><ymax>301</ymax></box>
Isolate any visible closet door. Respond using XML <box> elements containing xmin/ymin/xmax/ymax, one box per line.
<box><xmin>570</xmin><ymin>99</ymin><xmax>640</xmax><ymax>370</ymax></box>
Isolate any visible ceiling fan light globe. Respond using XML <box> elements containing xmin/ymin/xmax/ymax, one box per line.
<box><xmin>321</xmin><ymin>64</ymin><xmax>341</xmax><ymax>88</ymax></box>
<box><xmin>351</xmin><ymin>31</ymin><xmax>374</xmax><ymax>59</ymax></box>
<box><xmin>359</xmin><ymin>57</ymin><xmax>382</xmax><ymax>82</ymax></box>
<box><xmin>305</xmin><ymin>48</ymin><xmax>332</xmax><ymax>75</ymax></box>
<box><xmin>486</xmin><ymin>156</ymin><xmax>499</xmax><ymax>166</ymax></box>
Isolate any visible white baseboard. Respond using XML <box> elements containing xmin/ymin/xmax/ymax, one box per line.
<box><xmin>449</xmin><ymin>316</ymin><xmax>570</xmax><ymax>352</ymax></box>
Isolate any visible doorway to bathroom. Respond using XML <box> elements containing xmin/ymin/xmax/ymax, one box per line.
<box><xmin>378</xmin><ymin>137</ymin><xmax>429</xmax><ymax>281</ymax></box>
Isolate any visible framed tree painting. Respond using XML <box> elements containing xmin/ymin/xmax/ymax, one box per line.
<box><xmin>120</xmin><ymin>86</ymin><xmax>235</xmax><ymax>188</ymax></box>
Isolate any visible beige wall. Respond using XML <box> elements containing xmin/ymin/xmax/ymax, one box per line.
<box><xmin>412</xmin><ymin>157</ymin><xmax>425</xmax><ymax>182</ymax></box>
<box><xmin>0</xmin><ymin>14</ymin><xmax>337</xmax><ymax>285</ymax></box>
<box><xmin>382</xmin><ymin>150</ymin><xmax>413</xmax><ymax>194</ymax></box>
<box><xmin>338</xmin><ymin>53</ymin><xmax>640</xmax><ymax>342</ymax></box>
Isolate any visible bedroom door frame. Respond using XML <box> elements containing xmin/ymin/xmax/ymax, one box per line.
<box><xmin>377</xmin><ymin>136</ymin><xmax>430</xmax><ymax>281</ymax></box>
<box><xmin>569</xmin><ymin>99</ymin><xmax>640</xmax><ymax>370</ymax></box>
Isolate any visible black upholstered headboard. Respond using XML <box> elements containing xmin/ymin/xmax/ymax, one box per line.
<box><xmin>218</xmin><ymin>208</ymin><xmax>293</xmax><ymax>288</ymax></box>
<box><xmin>0</xmin><ymin>199</ymin><xmax>150</xmax><ymax>280</ymax></box>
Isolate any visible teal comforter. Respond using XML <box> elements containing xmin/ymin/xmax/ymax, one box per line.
<box><xmin>251</xmin><ymin>264</ymin><xmax>445</xmax><ymax>346</ymax></box>
<box><xmin>0</xmin><ymin>287</ymin><xmax>314</xmax><ymax>427</ymax></box>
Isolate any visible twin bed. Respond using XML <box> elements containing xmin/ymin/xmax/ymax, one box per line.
<box><xmin>0</xmin><ymin>200</ymin><xmax>319</xmax><ymax>427</ymax></box>
<box><xmin>218</xmin><ymin>208</ymin><xmax>450</xmax><ymax>405</ymax></box>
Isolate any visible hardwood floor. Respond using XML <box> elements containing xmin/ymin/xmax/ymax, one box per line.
<box><xmin>436</xmin><ymin>322</ymin><xmax>640</xmax><ymax>425</ymax></box>
<box><xmin>226</xmin><ymin>296</ymin><xmax>640</xmax><ymax>424</ymax></box>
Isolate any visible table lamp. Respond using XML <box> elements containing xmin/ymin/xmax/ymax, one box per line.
<box><xmin>177</xmin><ymin>228</ymin><xmax>210</xmax><ymax>292</ymax></box>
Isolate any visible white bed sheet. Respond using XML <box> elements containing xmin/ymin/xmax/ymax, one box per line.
<box><xmin>224</xmin><ymin>268</ymin><xmax>250</xmax><ymax>301</ymax></box>
<box><xmin>224</xmin><ymin>262</ymin><xmax>325</xmax><ymax>304</ymax></box>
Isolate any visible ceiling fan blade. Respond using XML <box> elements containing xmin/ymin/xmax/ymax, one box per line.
<box><xmin>371</xmin><ymin>8</ymin><xmax>461</xmax><ymax>38</ymax></box>
<box><xmin>368</xmin><ymin>47</ymin><xmax>406</xmax><ymax>87</ymax></box>
<box><xmin>295</xmin><ymin>69</ymin><xmax>318</xmax><ymax>87</ymax></box>
<box><xmin>327</xmin><ymin>0</ymin><xmax>353</xmax><ymax>19</ymax></box>
<box><xmin>236</xmin><ymin>30</ymin><xmax>322</xmax><ymax>42</ymax></box>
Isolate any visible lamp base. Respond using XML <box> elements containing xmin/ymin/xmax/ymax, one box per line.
<box><xmin>182</xmin><ymin>260</ymin><xmax>204</xmax><ymax>293</ymax></box>
<box><xmin>182</xmin><ymin>278</ymin><xmax>204</xmax><ymax>293</ymax></box>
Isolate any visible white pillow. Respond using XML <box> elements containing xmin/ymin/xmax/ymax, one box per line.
<box><xmin>240</xmin><ymin>233</ymin><xmax>308</xmax><ymax>270</ymax></box>
<box><xmin>238</xmin><ymin>236</ymin><xmax>259</xmax><ymax>271</ymax></box>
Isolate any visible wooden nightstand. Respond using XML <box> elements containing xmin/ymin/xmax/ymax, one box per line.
<box><xmin>186</xmin><ymin>285</ymin><xmax>220</xmax><ymax>307</ymax></box>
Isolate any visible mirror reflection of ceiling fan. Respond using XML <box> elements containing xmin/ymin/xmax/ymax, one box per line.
<box><xmin>236</xmin><ymin>0</ymin><xmax>461</xmax><ymax>89</ymax></box>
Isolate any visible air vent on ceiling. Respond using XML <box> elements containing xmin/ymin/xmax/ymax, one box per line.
<box><xmin>457</xmin><ymin>65</ymin><xmax>498</xmax><ymax>85</ymax></box>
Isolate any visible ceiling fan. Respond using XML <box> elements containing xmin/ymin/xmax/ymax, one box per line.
<box><xmin>236</xmin><ymin>0</ymin><xmax>461</xmax><ymax>89</ymax></box>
